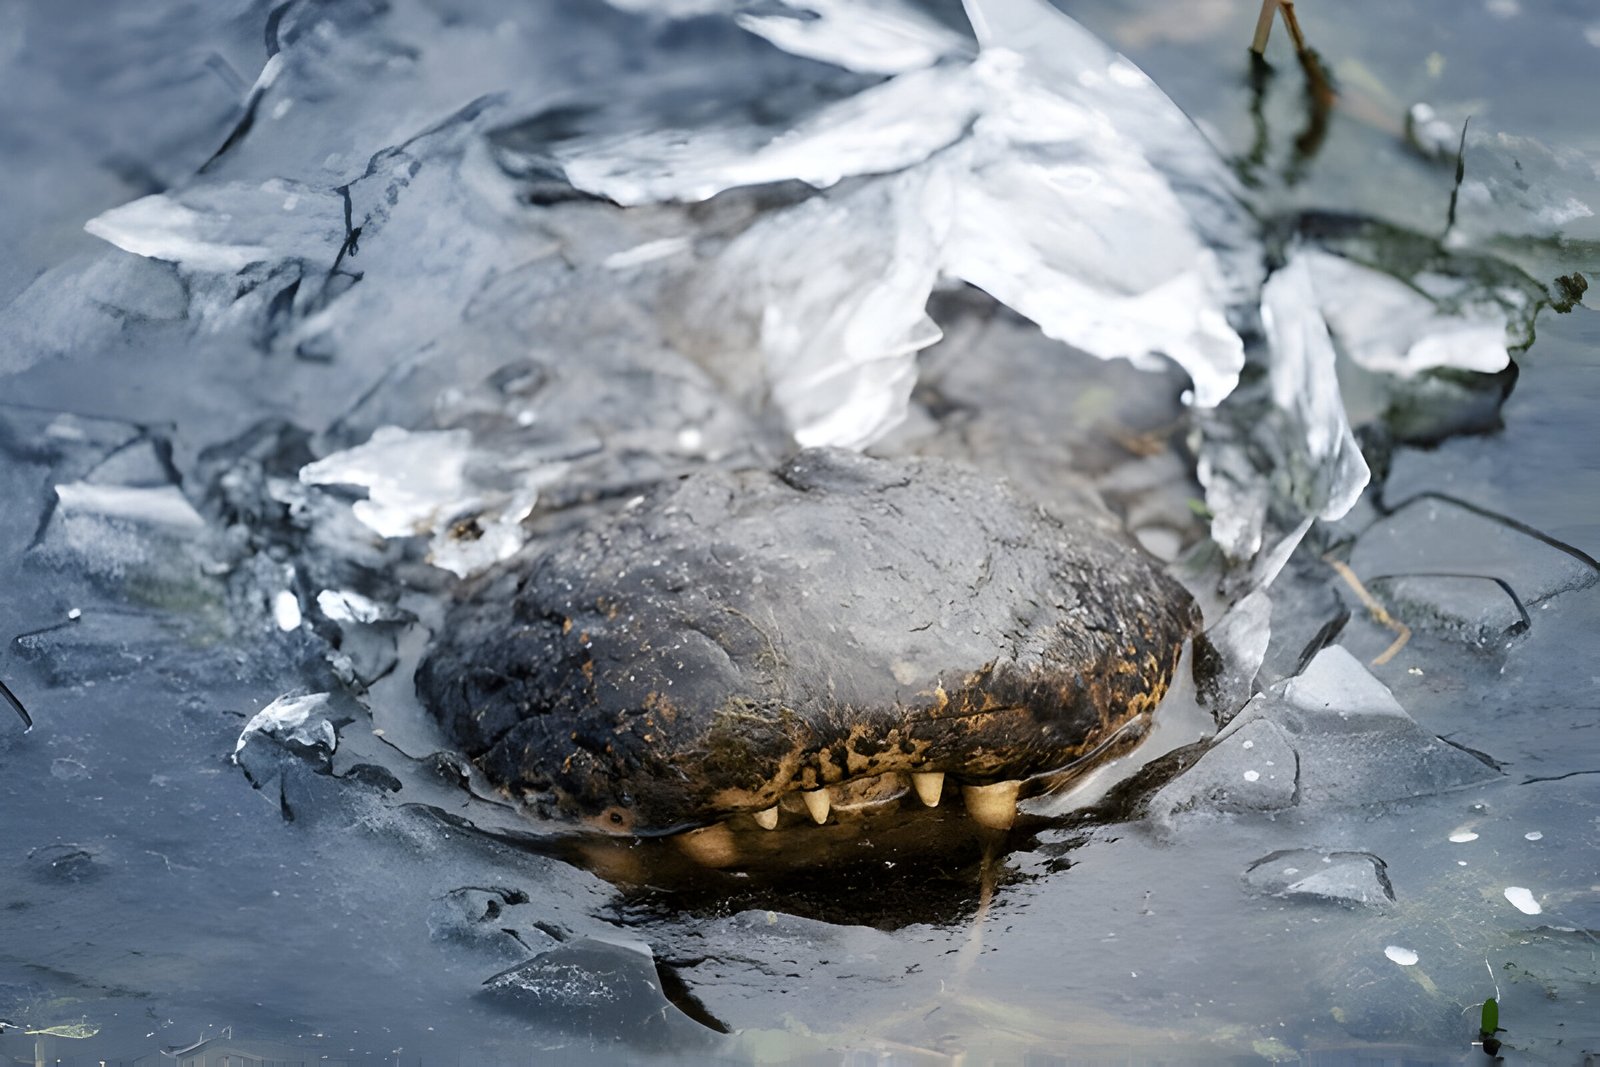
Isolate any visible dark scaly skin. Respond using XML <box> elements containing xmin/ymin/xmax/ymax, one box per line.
<box><xmin>417</xmin><ymin>448</ymin><xmax>1199</xmax><ymax>835</ymax></box>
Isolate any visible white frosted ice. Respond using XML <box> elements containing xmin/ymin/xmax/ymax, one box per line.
<box><xmin>300</xmin><ymin>427</ymin><xmax>479</xmax><ymax>539</ymax></box>
<box><xmin>425</xmin><ymin>487</ymin><xmax>543</xmax><ymax>580</ymax></box>
<box><xmin>600</xmin><ymin>0</ymin><xmax>729</xmax><ymax>14</ymax></box>
<box><xmin>1260</xmin><ymin>258</ymin><xmax>1371</xmax><ymax>521</ymax></box>
<box><xmin>53</xmin><ymin>482</ymin><xmax>206</xmax><ymax>530</ymax></box>
<box><xmin>735</xmin><ymin>0</ymin><xmax>969</xmax><ymax>75</ymax></box>
<box><xmin>299</xmin><ymin>427</ymin><xmax>560</xmax><ymax>578</ymax></box>
<box><xmin>232</xmin><ymin>692</ymin><xmax>334</xmax><ymax>761</ymax></box>
<box><xmin>1384</xmin><ymin>945</ymin><xmax>1419</xmax><ymax>966</ymax></box>
<box><xmin>87</xmin><ymin>196</ymin><xmax>271</xmax><ymax>273</ymax></box>
<box><xmin>1524</xmin><ymin>830</ymin><xmax>1543</xmax><ymax>841</ymax></box>
<box><xmin>317</xmin><ymin>589</ymin><xmax>392</xmax><ymax>625</ymax></box>
<box><xmin>1301</xmin><ymin>249</ymin><xmax>1512</xmax><ymax>378</ymax></box>
<box><xmin>272</xmin><ymin>590</ymin><xmax>303</xmax><ymax>632</ymax></box>
<box><xmin>1503</xmin><ymin>886</ymin><xmax>1541</xmax><ymax>915</ymax></box>
<box><xmin>1449</xmin><ymin>830</ymin><xmax>1480</xmax><ymax>843</ymax></box>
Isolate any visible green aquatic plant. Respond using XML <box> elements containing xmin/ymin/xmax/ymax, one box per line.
<box><xmin>1477</xmin><ymin>996</ymin><xmax>1505</xmax><ymax>1057</ymax></box>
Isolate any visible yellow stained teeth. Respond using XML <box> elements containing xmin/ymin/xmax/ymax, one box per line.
<box><xmin>802</xmin><ymin>788</ymin><xmax>831</xmax><ymax>824</ymax></box>
<box><xmin>961</xmin><ymin>780</ymin><xmax>1021</xmax><ymax>830</ymax></box>
<box><xmin>911</xmin><ymin>771</ymin><xmax>944</xmax><ymax>807</ymax></box>
<box><xmin>753</xmin><ymin>805</ymin><xmax>780</xmax><ymax>830</ymax></box>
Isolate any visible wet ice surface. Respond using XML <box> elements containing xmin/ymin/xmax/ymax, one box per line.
<box><xmin>3</xmin><ymin>0</ymin><xmax>1599</xmax><ymax>1064</ymax></box>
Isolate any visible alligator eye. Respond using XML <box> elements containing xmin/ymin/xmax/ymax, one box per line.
<box><xmin>608</xmin><ymin>811</ymin><xmax>625</xmax><ymax>825</ymax></box>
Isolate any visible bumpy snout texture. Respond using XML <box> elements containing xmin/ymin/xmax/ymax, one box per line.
<box><xmin>417</xmin><ymin>449</ymin><xmax>1200</xmax><ymax>834</ymax></box>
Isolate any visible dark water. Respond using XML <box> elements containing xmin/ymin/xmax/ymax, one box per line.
<box><xmin>3</xmin><ymin>1</ymin><xmax>1597</xmax><ymax>1064</ymax></box>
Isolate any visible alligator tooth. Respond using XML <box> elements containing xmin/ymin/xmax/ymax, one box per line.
<box><xmin>802</xmin><ymin>788</ymin><xmax>831</xmax><ymax>825</ymax></box>
<box><xmin>961</xmin><ymin>780</ymin><xmax>1021</xmax><ymax>830</ymax></box>
<box><xmin>911</xmin><ymin>771</ymin><xmax>945</xmax><ymax>807</ymax></box>
<box><xmin>753</xmin><ymin>805</ymin><xmax>780</xmax><ymax>830</ymax></box>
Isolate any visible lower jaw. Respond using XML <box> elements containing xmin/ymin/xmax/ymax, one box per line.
<box><xmin>552</xmin><ymin>713</ymin><xmax>1157</xmax><ymax>884</ymax></box>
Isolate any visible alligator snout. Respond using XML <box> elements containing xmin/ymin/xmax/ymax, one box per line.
<box><xmin>417</xmin><ymin>448</ymin><xmax>1199</xmax><ymax>856</ymax></box>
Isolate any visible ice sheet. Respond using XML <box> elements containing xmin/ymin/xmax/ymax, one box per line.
<box><xmin>539</xmin><ymin>0</ymin><xmax>1255</xmax><ymax>452</ymax></box>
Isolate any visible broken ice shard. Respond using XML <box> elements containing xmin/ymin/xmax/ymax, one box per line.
<box><xmin>1149</xmin><ymin>645</ymin><xmax>1499</xmax><ymax>823</ymax></box>
<box><xmin>86</xmin><ymin>179</ymin><xmax>343</xmax><ymax>274</ymax></box>
<box><xmin>544</xmin><ymin>0</ymin><xmax>1255</xmax><ymax>449</ymax></box>
<box><xmin>298</xmin><ymin>426</ymin><xmax>558</xmax><ymax>578</ymax></box>
<box><xmin>1260</xmin><ymin>256</ymin><xmax>1371</xmax><ymax>523</ymax></box>
<box><xmin>233</xmin><ymin>692</ymin><xmax>335</xmax><ymax>762</ymax></box>
<box><xmin>1300</xmin><ymin>248</ymin><xmax>1514</xmax><ymax>378</ymax></box>
<box><xmin>1243</xmin><ymin>849</ymin><xmax>1396</xmax><ymax>907</ymax></box>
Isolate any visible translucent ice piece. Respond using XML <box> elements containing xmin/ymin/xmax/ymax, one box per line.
<box><xmin>300</xmin><ymin>427</ymin><xmax>479</xmax><ymax>540</ymax></box>
<box><xmin>1260</xmin><ymin>258</ymin><xmax>1370</xmax><ymax>521</ymax></box>
<box><xmin>233</xmin><ymin>692</ymin><xmax>334</xmax><ymax>762</ymax></box>
<box><xmin>559</xmin><ymin>63</ymin><xmax>980</xmax><ymax>205</ymax></box>
<box><xmin>736</xmin><ymin>0</ymin><xmax>970</xmax><ymax>75</ymax></box>
<box><xmin>958</xmin><ymin>0</ymin><xmax>1263</xmax><ymax>307</ymax></box>
<box><xmin>84</xmin><ymin>178</ymin><xmax>343</xmax><ymax>274</ymax></box>
<box><xmin>316</xmin><ymin>589</ymin><xmax>409</xmax><ymax>625</ymax></box>
<box><xmin>298</xmin><ymin>427</ymin><xmax>559</xmax><ymax>577</ymax></box>
<box><xmin>1301</xmin><ymin>248</ymin><xmax>1512</xmax><ymax>377</ymax></box>
<box><xmin>1150</xmin><ymin>646</ymin><xmax>1500</xmax><ymax>822</ymax></box>
<box><xmin>52</xmin><ymin>482</ymin><xmax>205</xmax><ymax>531</ymax></box>
<box><xmin>699</xmin><ymin>167</ymin><xmax>953</xmax><ymax>449</ymax></box>
<box><xmin>561</xmin><ymin>0</ymin><xmax>1254</xmax><ymax>445</ymax></box>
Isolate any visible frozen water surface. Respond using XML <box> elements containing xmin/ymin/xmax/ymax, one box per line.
<box><xmin>3</xmin><ymin>0</ymin><xmax>1599</xmax><ymax>1064</ymax></box>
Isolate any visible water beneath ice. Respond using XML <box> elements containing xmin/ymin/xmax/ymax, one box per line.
<box><xmin>3</xmin><ymin>0</ymin><xmax>1598</xmax><ymax>1064</ymax></box>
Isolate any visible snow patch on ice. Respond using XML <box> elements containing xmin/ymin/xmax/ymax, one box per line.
<box><xmin>1384</xmin><ymin>945</ymin><xmax>1419</xmax><ymax>966</ymax></box>
<box><xmin>1503</xmin><ymin>886</ymin><xmax>1541</xmax><ymax>915</ymax></box>
<box><xmin>273</xmin><ymin>590</ymin><xmax>303</xmax><ymax>632</ymax></box>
